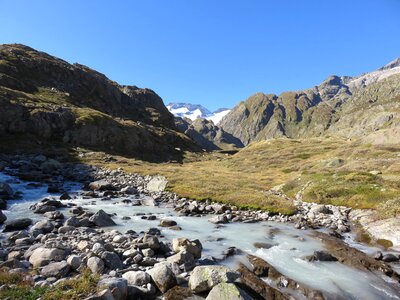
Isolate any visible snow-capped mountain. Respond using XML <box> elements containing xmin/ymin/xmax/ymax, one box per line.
<box><xmin>166</xmin><ymin>102</ymin><xmax>230</xmax><ymax>124</ymax></box>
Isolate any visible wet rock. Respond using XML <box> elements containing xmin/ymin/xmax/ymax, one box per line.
<box><xmin>41</xmin><ymin>261</ymin><xmax>70</xmax><ymax>278</ymax></box>
<box><xmin>97</xmin><ymin>278</ymin><xmax>128</xmax><ymax>300</ymax></box>
<box><xmin>159</xmin><ymin>219</ymin><xmax>177</xmax><ymax>227</ymax></box>
<box><xmin>60</xmin><ymin>192</ymin><xmax>71</xmax><ymax>200</ymax></box>
<box><xmin>307</xmin><ymin>251</ymin><xmax>338</xmax><ymax>262</ymax></box>
<box><xmin>89</xmin><ymin>210</ymin><xmax>116</xmax><ymax>227</ymax></box>
<box><xmin>87</xmin><ymin>256</ymin><xmax>105</xmax><ymax>274</ymax></box>
<box><xmin>209</xmin><ymin>215</ymin><xmax>228</xmax><ymax>224</ymax></box>
<box><xmin>238</xmin><ymin>263</ymin><xmax>289</xmax><ymax>300</ymax></box>
<box><xmin>382</xmin><ymin>254</ymin><xmax>399</xmax><ymax>263</ymax></box>
<box><xmin>374</xmin><ymin>251</ymin><xmax>383</xmax><ymax>260</ymax></box>
<box><xmin>0</xmin><ymin>210</ymin><xmax>7</xmax><ymax>224</ymax></box>
<box><xmin>146</xmin><ymin>176</ymin><xmax>168</xmax><ymax>192</ymax></box>
<box><xmin>122</xmin><ymin>270</ymin><xmax>151</xmax><ymax>286</ymax></box>
<box><xmin>147</xmin><ymin>262</ymin><xmax>177</xmax><ymax>293</ymax></box>
<box><xmin>140</xmin><ymin>196</ymin><xmax>158</xmax><ymax>206</ymax></box>
<box><xmin>0</xmin><ymin>182</ymin><xmax>13</xmax><ymax>199</ymax></box>
<box><xmin>29</xmin><ymin>247</ymin><xmax>66</xmax><ymax>267</ymax></box>
<box><xmin>206</xmin><ymin>282</ymin><xmax>252</xmax><ymax>300</ymax></box>
<box><xmin>253</xmin><ymin>242</ymin><xmax>275</xmax><ymax>249</ymax></box>
<box><xmin>4</xmin><ymin>218</ymin><xmax>32</xmax><ymax>231</ymax></box>
<box><xmin>188</xmin><ymin>265</ymin><xmax>239</xmax><ymax>293</ymax></box>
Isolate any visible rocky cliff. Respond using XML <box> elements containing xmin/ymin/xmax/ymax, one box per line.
<box><xmin>219</xmin><ymin>59</ymin><xmax>400</xmax><ymax>145</ymax></box>
<box><xmin>0</xmin><ymin>44</ymin><xmax>199</xmax><ymax>160</ymax></box>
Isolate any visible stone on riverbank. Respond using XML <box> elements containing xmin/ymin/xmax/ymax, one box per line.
<box><xmin>189</xmin><ymin>265</ymin><xmax>239</xmax><ymax>293</ymax></box>
<box><xmin>4</xmin><ymin>218</ymin><xmax>32</xmax><ymax>231</ymax></box>
<box><xmin>206</xmin><ymin>282</ymin><xmax>252</xmax><ymax>300</ymax></box>
<box><xmin>147</xmin><ymin>262</ymin><xmax>177</xmax><ymax>293</ymax></box>
<box><xmin>89</xmin><ymin>210</ymin><xmax>116</xmax><ymax>227</ymax></box>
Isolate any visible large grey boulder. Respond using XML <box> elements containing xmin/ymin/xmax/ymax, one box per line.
<box><xmin>87</xmin><ymin>256</ymin><xmax>105</xmax><ymax>274</ymax></box>
<box><xmin>147</xmin><ymin>262</ymin><xmax>177</xmax><ymax>293</ymax></box>
<box><xmin>206</xmin><ymin>283</ymin><xmax>252</xmax><ymax>300</ymax></box>
<box><xmin>146</xmin><ymin>176</ymin><xmax>168</xmax><ymax>192</ymax></box>
<box><xmin>84</xmin><ymin>289</ymin><xmax>114</xmax><ymax>300</ymax></box>
<box><xmin>30</xmin><ymin>219</ymin><xmax>54</xmax><ymax>235</ymax></box>
<box><xmin>208</xmin><ymin>215</ymin><xmax>228</xmax><ymax>224</ymax></box>
<box><xmin>101</xmin><ymin>251</ymin><xmax>123</xmax><ymax>270</ymax></box>
<box><xmin>189</xmin><ymin>266</ymin><xmax>240</xmax><ymax>293</ymax></box>
<box><xmin>167</xmin><ymin>250</ymin><xmax>195</xmax><ymax>269</ymax></box>
<box><xmin>122</xmin><ymin>270</ymin><xmax>151</xmax><ymax>286</ymax></box>
<box><xmin>41</xmin><ymin>261</ymin><xmax>70</xmax><ymax>278</ymax></box>
<box><xmin>29</xmin><ymin>247</ymin><xmax>66</xmax><ymax>267</ymax></box>
<box><xmin>89</xmin><ymin>210</ymin><xmax>116</xmax><ymax>227</ymax></box>
<box><xmin>97</xmin><ymin>278</ymin><xmax>128</xmax><ymax>300</ymax></box>
<box><xmin>67</xmin><ymin>255</ymin><xmax>82</xmax><ymax>270</ymax></box>
<box><xmin>4</xmin><ymin>218</ymin><xmax>32</xmax><ymax>231</ymax></box>
<box><xmin>140</xmin><ymin>196</ymin><xmax>158</xmax><ymax>206</ymax></box>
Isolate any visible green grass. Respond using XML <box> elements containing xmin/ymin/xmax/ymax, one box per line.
<box><xmin>0</xmin><ymin>268</ymin><xmax>100</xmax><ymax>300</ymax></box>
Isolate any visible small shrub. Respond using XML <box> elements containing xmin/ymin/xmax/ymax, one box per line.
<box><xmin>377</xmin><ymin>239</ymin><xmax>393</xmax><ymax>249</ymax></box>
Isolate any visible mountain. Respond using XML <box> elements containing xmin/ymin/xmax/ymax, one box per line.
<box><xmin>219</xmin><ymin>59</ymin><xmax>400</xmax><ymax>145</ymax></box>
<box><xmin>0</xmin><ymin>44</ymin><xmax>199</xmax><ymax>160</ymax></box>
<box><xmin>167</xmin><ymin>102</ymin><xmax>230</xmax><ymax>124</ymax></box>
<box><xmin>173</xmin><ymin>117</ymin><xmax>243</xmax><ymax>151</ymax></box>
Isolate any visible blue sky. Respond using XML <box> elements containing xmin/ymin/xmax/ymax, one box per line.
<box><xmin>1</xmin><ymin>0</ymin><xmax>399</xmax><ymax>111</ymax></box>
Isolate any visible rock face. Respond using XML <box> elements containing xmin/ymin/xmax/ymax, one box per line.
<box><xmin>175</xmin><ymin>117</ymin><xmax>244</xmax><ymax>151</ymax></box>
<box><xmin>219</xmin><ymin>61</ymin><xmax>400</xmax><ymax>145</ymax></box>
<box><xmin>0</xmin><ymin>44</ymin><xmax>199</xmax><ymax>160</ymax></box>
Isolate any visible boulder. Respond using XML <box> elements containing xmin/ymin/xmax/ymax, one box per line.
<box><xmin>89</xmin><ymin>180</ymin><xmax>114</xmax><ymax>191</ymax></box>
<box><xmin>143</xmin><ymin>234</ymin><xmax>160</xmax><ymax>250</ymax></box>
<box><xmin>97</xmin><ymin>278</ymin><xmax>128</xmax><ymax>300</ymax></box>
<box><xmin>122</xmin><ymin>270</ymin><xmax>151</xmax><ymax>286</ymax></box>
<box><xmin>87</xmin><ymin>256</ymin><xmax>105</xmax><ymax>274</ymax></box>
<box><xmin>382</xmin><ymin>254</ymin><xmax>399</xmax><ymax>262</ymax></box>
<box><xmin>0</xmin><ymin>182</ymin><xmax>13</xmax><ymax>199</ymax></box>
<box><xmin>146</xmin><ymin>176</ymin><xmax>168</xmax><ymax>192</ymax></box>
<box><xmin>30</xmin><ymin>219</ymin><xmax>54</xmax><ymax>235</ymax></box>
<box><xmin>34</xmin><ymin>205</ymin><xmax>57</xmax><ymax>214</ymax></box>
<box><xmin>41</xmin><ymin>261</ymin><xmax>70</xmax><ymax>278</ymax></box>
<box><xmin>172</xmin><ymin>238</ymin><xmax>203</xmax><ymax>259</ymax></box>
<box><xmin>101</xmin><ymin>251</ymin><xmax>123</xmax><ymax>270</ymax></box>
<box><xmin>140</xmin><ymin>196</ymin><xmax>158</xmax><ymax>206</ymax></box>
<box><xmin>167</xmin><ymin>250</ymin><xmax>195</xmax><ymax>268</ymax></box>
<box><xmin>164</xmin><ymin>286</ymin><xmax>192</xmax><ymax>300</ymax></box>
<box><xmin>307</xmin><ymin>251</ymin><xmax>338</xmax><ymax>262</ymax></box>
<box><xmin>147</xmin><ymin>263</ymin><xmax>177</xmax><ymax>293</ymax></box>
<box><xmin>89</xmin><ymin>210</ymin><xmax>116</xmax><ymax>227</ymax></box>
<box><xmin>189</xmin><ymin>265</ymin><xmax>239</xmax><ymax>293</ymax></box>
<box><xmin>29</xmin><ymin>247</ymin><xmax>66</xmax><ymax>267</ymax></box>
<box><xmin>44</xmin><ymin>210</ymin><xmax>64</xmax><ymax>220</ymax></box>
<box><xmin>159</xmin><ymin>219</ymin><xmax>177</xmax><ymax>227</ymax></box>
<box><xmin>206</xmin><ymin>283</ymin><xmax>252</xmax><ymax>300</ymax></box>
<box><xmin>67</xmin><ymin>255</ymin><xmax>82</xmax><ymax>270</ymax></box>
<box><xmin>84</xmin><ymin>289</ymin><xmax>114</xmax><ymax>300</ymax></box>
<box><xmin>209</xmin><ymin>215</ymin><xmax>228</xmax><ymax>224</ymax></box>
<box><xmin>0</xmin><ymin>210</ymin><xmax>7</xmax><ymax>224</ymax></box>
<box><xmin>4</xmin><ymin>218</ymin><xmax>32</xmax><ymax>231</ymax></box>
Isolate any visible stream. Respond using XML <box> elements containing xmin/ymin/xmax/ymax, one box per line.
<box><xmin>1</xmin><ymin>171</ymin><xmax>400</xmax><ymax>299</ymax></box>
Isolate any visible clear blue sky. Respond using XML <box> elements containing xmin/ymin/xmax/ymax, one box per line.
<box><xmin>1</xmin><ymin>0</ymin><xmax>399</xmax><ymax>111</ymax></box>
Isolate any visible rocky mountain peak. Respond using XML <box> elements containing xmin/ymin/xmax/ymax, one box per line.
<box><xmin>378</xmin><ymin>58</ymin><xmax>400</xmax><ymax>71</ymax></box>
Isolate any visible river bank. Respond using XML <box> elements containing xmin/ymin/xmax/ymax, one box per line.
<box><xmin>0</xmin><ymin>153</ymin><xmax>399</xmax><ymax>299</ymax></box>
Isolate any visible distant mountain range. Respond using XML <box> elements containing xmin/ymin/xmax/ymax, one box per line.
<box><xmin>166</xmin><ymin>103</ymin><xmax>230</xmax><ymax>124</ymax></box>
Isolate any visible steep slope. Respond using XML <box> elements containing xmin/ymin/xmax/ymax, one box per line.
<box><xmin>219</xmin><ymin>60</ymin><xmax>400</xmax><ymax>145</ymax></box>
<box><xmin>173</xmin><ymin>117</ymin><xmax>243</xmax><ymax>151</ymax></box>
<box><xmin>0</xmin><ymin>44</ymin><xmax>199</xmax><ymax>160</ymax></box>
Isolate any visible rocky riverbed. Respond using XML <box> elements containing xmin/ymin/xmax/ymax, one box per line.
<box><xmin>0</xmin><ymin>154</ymin><xmax>400</xmax><ymax>299</ymax></box>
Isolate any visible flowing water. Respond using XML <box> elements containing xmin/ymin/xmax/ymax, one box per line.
<box><xmin>1</xmin><ymin>172</ymin><xmax>400</xmax><ymax>299</ymax></box>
